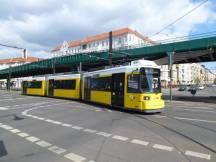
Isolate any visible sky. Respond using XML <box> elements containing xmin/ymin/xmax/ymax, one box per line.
<box><xmin>0</xmin><ymin>0</ymin><xmax>216</xmax><ymax>72</ymax></box>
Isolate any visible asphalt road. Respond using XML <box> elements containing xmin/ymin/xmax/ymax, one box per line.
<box><xmin>0</xmin><ymin>90</ymin><xmax>216</xmax><ymax>162</ymax></box>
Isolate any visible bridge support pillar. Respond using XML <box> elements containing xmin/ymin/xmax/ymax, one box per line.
<box><xmin>167</xmin><ymin>52</ymin><xmax>175</xmax><ymax>101</ymax></box>
<box><xmin>78</xmin><ymin>62</ymin><xmax>83</xmax><ymax>99</ymax></box>
<box><xmin>6</xmin><ymin>77</ymin><xmax>11</xmax><ymax>91</ymax></box>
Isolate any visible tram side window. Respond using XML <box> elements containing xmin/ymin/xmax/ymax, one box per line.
<box><xmin>54</xmin><ymin>80</ymin><xmax>76</xmax><ymax>89</ymax></box>
<box><xmin>28</xmin><ymin>81</ymin><xmax>42</xmax><ymax>88</ymax></box>
<box><xmin>127</xmin><ymin>74</ymin><xmax>140</xmax><ymax>93</ymax></box>
<box><xmin>91</xmin><ymin>77</ymin><xmax>111</xmax><ymax>91</ymax></box>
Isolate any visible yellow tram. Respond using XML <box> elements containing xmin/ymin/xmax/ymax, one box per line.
<box><xmin>22</xmin><ymin>60</ymin><xmax>164</xmax><ymax>113</ymax></box>
<box><xmin>82</xmin><ymin>60</ymin><xmax>164</xmax><ymax>113</ymax></box>
<box><xmin>22</xmin><ymin>76</ymin><xmax>46</xmax><ymax>96</ymax></box>
<box><xmin>46</xmin><ymin>74</ymin><xmax>80</xmax><ymax>99</ymax></box>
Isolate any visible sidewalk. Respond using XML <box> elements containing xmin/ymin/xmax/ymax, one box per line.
<box><xmin>163</xmin><ymin>95</ymin><xmax>216</xmax><ymax>104</ymax></box>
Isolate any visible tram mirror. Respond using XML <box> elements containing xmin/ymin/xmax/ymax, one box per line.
<box><xmin>140</xmin><ymin>68</ymin><xmax>145</xmax><ymax>73</ymax></box>
<box><xmin>130</xmin><ymin>68</ymin><xmax>139</xmax><ymax>77</ymax></box>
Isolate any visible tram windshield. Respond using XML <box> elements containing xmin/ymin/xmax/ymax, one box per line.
<box><xmin>127</xmin><ymin>68</ymin><xmax>161</xmax><ymax>93</ymax></box>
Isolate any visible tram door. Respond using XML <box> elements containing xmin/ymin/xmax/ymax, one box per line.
<box><xmin>22</xmin><ymin>81</ymin><xmax>27</xmax><ymax>95</ymax></box>
<box><xmin>112</xmin><ymin>73</ymin><xmax>125</xmax><ymax>107</ymax></box>
<box><xmin>48</xmin><ymin>79</ymin><xmax>54</xmax><ymax>97</ymax></box>
<box><xmin>84</xmin><ymin>77</ymin><xmax>91</xmax><ymax>101</ymax></box>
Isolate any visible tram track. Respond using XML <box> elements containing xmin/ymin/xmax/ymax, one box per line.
<box><xmin>166</xmin><ymin>114</ymin><xmax>216</xmax><ymax>134</ymax></box>
<box><xmin>128</xmin><ymin>114</ymin><xmax>192</xmax><ymax>162</ymax></box>
<box><xmin>134</xmin><ymin>114</ymin><xmax>216</xmax><ymax>156</ymax></box>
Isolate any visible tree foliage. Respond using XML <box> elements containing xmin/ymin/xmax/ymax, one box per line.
<box><xmin>194</xmin><ymin>77</ymin><xmax>201</xmax><ymax>85</ymax></box>
<box><xmin>214</xmin><ymin>77</ymin><xmax>216</xmax><ymax>84</ymax></box>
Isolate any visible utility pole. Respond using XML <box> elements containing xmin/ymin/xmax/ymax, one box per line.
<box><xmin>78</xmin><ymin>62</ymin><xmax>82</xmax><ymax>99</ymax></box>
<box><xmin>23</xmin><ymin>49</ymin><xmax>27</xmax><ymax>58</ymax></box>
<box><xmin>167</xmin><ymin>52</ymin><xmax>174</xmax><ymax>101</ymax></box>
<box><xmin>109</xmin><ymin>31</ymin><xmax>113</xmax><ymax>66</ymax></box>
<box><xmin>52</xmin><ymin>58</ymin><xmax>56</xmax><ymax>74</ymax></box>
<box><xmin>0</xmin><ymin>43</ymin><xmax>26</xmax><ymax>91</ymax></box>
<box><xmin>7</xmin><ymin>65</ymin><xmax>12</xmax><ymax>91</ymax></box>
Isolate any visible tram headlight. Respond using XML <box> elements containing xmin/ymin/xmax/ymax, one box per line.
<box><xmin>143</xmin><ymin>96</ymin><xmax>150</xmax><ymax>100</ymax></box>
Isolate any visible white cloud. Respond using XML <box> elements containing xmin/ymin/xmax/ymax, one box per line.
<box><xmin>0</xmin><ymin>0</ymin><xmax>215</xmax><ymax>58</ymax></box>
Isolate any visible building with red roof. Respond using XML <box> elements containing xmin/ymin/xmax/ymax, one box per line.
<box><xmin>0</xmin><ymin>57</ymin><xmax>40</xmax><ymax>70</ymax></box>
<box><xmin>51</xmin><ymin>27</ymin><xmax>155</xmax><ymax>57</ymax></box>
<box><xmin>0</xmin><ymin>56</ymin><xmax>40</xmax><ymax>88</ymax></box>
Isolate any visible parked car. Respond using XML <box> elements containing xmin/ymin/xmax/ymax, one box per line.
<box><xmin>178</xmin><ymin>86</ymin><xmax>187</xmax><ymax>91</ymax></box>
<box><xmin>188</xmin><ymin>86</ymin><xmax>197</xmax><ymax>91</ymax></box>
<box><xmin>197</xmin><ymin>85</ymin><xmax>204</xmax><ymax>90</ymax></box>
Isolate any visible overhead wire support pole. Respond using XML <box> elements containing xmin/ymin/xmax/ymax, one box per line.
<box><xmin>167</xmin><ymin>52</ymin><xmax>175</xmax><ymax>101</ymax></box>
<box><xmin>79</xmin><ymin>62</ymin><xmax>83</xmax><ymax>99</ymax></box>
<box><xmin>109</xmin><ymin>31</ymin><xmax>113</xmax><ymax>66</ymax></box>
<box><xmin>52</xmin><ymin>57</ymin><xmax>56</xmax><ymax>74</ymax></box>
<box><xmin>0</xmin><ymin>43</ymin><xmax>26</xmax><ymax>91</ymax></box>
<box><xmin>7</xmin><ymin>65</ymin><xmax>12</xmax><ymax>91</ymax></box>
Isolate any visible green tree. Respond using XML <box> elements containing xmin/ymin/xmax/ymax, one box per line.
<box><xmin>214</xmin><ymin>77</ymin><xmax>216</xmax><ymax>84</ymax></box>
<box><xmin>194</xmin><ymin>77</ymin><xmax>201</xmax><ymax>85</ymax></box>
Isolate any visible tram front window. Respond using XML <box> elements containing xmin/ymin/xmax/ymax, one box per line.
<box><xmin>127</xmin><ymin>68</ymin><xmax>161</xmax><ymax>93</ymax></box>
<box><xmin>140</xmin><ymin>68</ymin><xmax>161</xmax><ymax>93</ymax></box>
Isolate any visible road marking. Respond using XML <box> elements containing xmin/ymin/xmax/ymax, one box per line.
<box><xmin>46</xmin><ymin>119</ymin><xmax>55</xmax><ymax>123</ymax></box>
<box><xmin>185</xmin><ymin>150</ymin><xmax>211</xmax><ymax>160</ymax></box>
<box><xmin>72</xmin><ymin>126</ymin><xmax>83</xmax><ymax>130</ymax></box>
<box><xmin>36</xmin><ymin>140</ymin><xmax>52</xmax><ymax>147</ymax></box>
<box><xmin>112</xmin><ymin>135</ymin><xmax>129</xmax><ymax>141</ymax></box>
<box><xmin>64</xmin><ymin>152</ymin><xmax>86</xmax><ymax>162</ymax></box>
<box><xmin>174</xmin><ymin>116</ymin><xmax>216</xmax><ymax>124</ymax></box>
<box><xmin>10</xmin><ymin>129</ymin><xmax>21</xmax><ymax>133</ymax></box>
<box><xmin>48</xmin><ymin>146</ymin><xmax>66</xmax><ymax>154</ymax></box>
<box><xmin>83</xmin><ymin>129</ymin><xmax>97</xmax><ymax>133</ymax></box>
<box><xmin>37</xmin><ymin>117</ymin><xmax>45</xmax><ymax>120</ymax></box>
<box><xmin>62</xmin><ymin>123</ymin><xmax>72</xmax><ymax>127</ymax></box>
<box><xmin>32</xmin><ymin>116</ymin><xmax>40</xmax><ymax>119</ymax></box>
<box><xmin>96</xmin><ymin>132</ymin><xmax>112</xmax><ymax>137</ymax></box>
<box><xmin>152</xmin><ymin>144</ymin><xmax>173</xmax><ymax>151</ymax></box>
<box><xmin>18</xmin><ymin>132</ymin><xmax>29</xmax><ymax>137</ymax></box>
<box><xmin>95</xmin><ymin>109</ymin><xmax>101</xmax><ymax>112</ymax></box>
<box><xmin>52</xmin><ymin>121</ymin><xmax>62</xmax><ymax>125</ymax></box>
<box><xmin>0</xmin><ymin>107</ymin><xmax>8</xmax><ymax>110</ymax></box>
<box><xmin>131</xmin><ymin>139</ymin><xmax>149</xmax><ymax>146</ymax></box>
<box><xmin>1</xmin><ymin>125</ymin><xmax>13</xmax><ymax>130</ymax></box>
<box><xmin>26</xmin><ymin>136</ymin><xmax>40</xmax><ymax>142</ymax></box>
<box><xmin>21</xmin><ymin>104</ymin><xmax>214</xmax><ymax>161</ymax></box>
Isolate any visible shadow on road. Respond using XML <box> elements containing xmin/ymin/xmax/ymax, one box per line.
<box><xmin>0</xmin><ymin>140</ymin><xmax>8</xmax><ymax>157</ymax></box>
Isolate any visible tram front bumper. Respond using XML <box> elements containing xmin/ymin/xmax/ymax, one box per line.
<box><xmin>142</xmin><ymin>100</ymin><xmax>165</xmax><ymax>112</ymax></box>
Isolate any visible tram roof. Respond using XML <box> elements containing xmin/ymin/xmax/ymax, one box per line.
<box><xmin>47</xmin><ymin>73</ymin><xmax>80</xmax><ymax>80</ymax></box>
<box><xmin>83</xmin><ymin>60</ymin><xmax>159</xmax><ymax>77</ymax></box>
